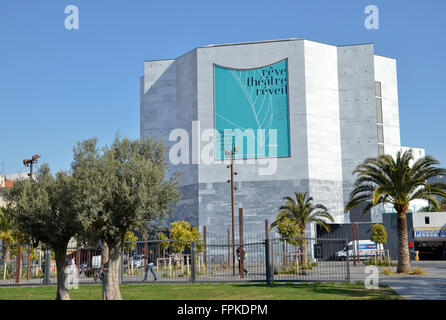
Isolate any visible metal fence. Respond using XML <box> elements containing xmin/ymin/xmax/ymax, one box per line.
<box><xmin>271</xmin><ymin>237</ymin><xmax>349</xmax><ymax>282</ymax></box>
<box><xmin>0</xmin><ymin>243</ymin><xmax>104</xmax><ymax>286</ymax></box>
<box><xmin>0</xmin><ymin>236</ymin><xmax>350</xmax><ymax>286</ymax></box>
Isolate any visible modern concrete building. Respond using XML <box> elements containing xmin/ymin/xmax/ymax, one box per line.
<box><xmin>140</xmin><ymin>38</ymin><xmax>424</xmax><ymax>238</ymax></box>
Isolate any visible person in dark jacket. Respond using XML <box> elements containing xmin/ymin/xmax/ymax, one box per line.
<box><xmin>236</xmin><ymin>246</ymin><xmax>248</xmax><ymax>276</ymax></box>
<box><xmin>143</xmin><ymin>250</ymin><xmax>157</xmax><ymax>281</ymax></box>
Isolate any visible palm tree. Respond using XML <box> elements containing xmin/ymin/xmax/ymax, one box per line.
<box><xmin>270</xmin><ymin>192</ymin><xmax>334</xmax><ymax>264</ymax></box>
<box><xmin>345</xmin><ymin>150</ymin><xmax>446</xmax><ymax>273</ymax></box>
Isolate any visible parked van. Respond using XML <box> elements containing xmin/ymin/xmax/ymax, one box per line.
<box><xmin>336</xmin><ymin>240</ymin><xmax>384</xmax><ymax>260</ymax></box>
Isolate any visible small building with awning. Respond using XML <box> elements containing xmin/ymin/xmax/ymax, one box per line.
<box><xmin>413</xmin><ymin>212</ymin><xmax>446</xmax><ymax>260</ymax></box>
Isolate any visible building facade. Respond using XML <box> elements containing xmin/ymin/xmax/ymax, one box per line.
<box><xmin>0</xmin><ymin>175</ymin><xmax>14</xmax><ymax>208</ymax></box>
<box><xmin>140</xmin><ymin>38</ymin><xmax>424</xmax><ymax>238</ymax></box>
<box><xmin>413</xmin><ymin>211</ymin><xmax>446</xmax><ymax>260</ymax></box>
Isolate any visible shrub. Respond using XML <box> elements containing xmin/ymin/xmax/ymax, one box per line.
<box><xmin>364</xmin><ymin>256</ymin><xmax>395</xmax><ymax>267</ymax></box>
<box><xmin>275</xmin><ymin>262</ymin><xmax>317</xmax><ymax>275</ymax></box>
<box><xmin>381</xmin><ymin>267</ymin><xmax>393</xmax><ymax>275</ymax></box>
<box><xmin>410</xmin><ymin>267</ymin><xmax>425</xmax><ymax>275</ymax></box>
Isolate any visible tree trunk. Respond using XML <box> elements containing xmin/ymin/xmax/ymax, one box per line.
<box><xmin>4</xmin><ymin>244</ymin><xmax>10</xmax><ymax>263</ymax></box>
<box><xmin>396</xmin><ymin>211</ymin><xmax>411</xmax><ymax>273</ymax></box>
<box><xmin>102</xmin><ymin>242</ymin><xmax>122</xmax><ymax>300</ymax></box>
<box><xmin>301</xmin><ymin>228</ymin><xmax>307</xmax><ymax>267</ymax></box>
<box><xmin>54</xmin><ymin>243</ymin><xmax>70</xmax><ymax>300</ymax></box>
<box><xmin>3</xmin><ymin>243</ymin><xmax>10</xmax><ymax>279</ymax></box>
<box><xmin>301</xmin><ymin>243</ymin><xmax>307</xmax><ymax>267</ymax></box>
<box><xmin>127</xmin><ymin>250</ymin><xmax>130</xmax><ymax>275</ymax></box>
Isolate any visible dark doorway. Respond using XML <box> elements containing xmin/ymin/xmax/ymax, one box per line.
<box><xmin>415</xmin><ymin>242</ymin><xmax>445</xmax><ymax>260</ymax></box>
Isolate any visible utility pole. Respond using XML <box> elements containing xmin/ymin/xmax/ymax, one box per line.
<box><xmin>22</xmin><ymin>154</ymin><xmax>40</xmax><ymax>282</ymax></box>
<box><xmin>239</xmin><ymin>208</ymin><xmax>244</xmax><ymax>279</ymax></box>
<box><xmin>225</xmin><ymin>145</ymin><xmax>239</xmax><ymax>276</ymax></box>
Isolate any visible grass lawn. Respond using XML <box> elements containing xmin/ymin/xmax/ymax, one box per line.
<box><xmin>0</xmin><ymin>282</ymin><xmax>401</xmax><ymax>300</ymax></box>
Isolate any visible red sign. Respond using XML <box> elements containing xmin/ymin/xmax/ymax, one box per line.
<box><xmin>408</xmin><ymin>242</ymin><xmax>413</xmax><ymax>248</ymax></box>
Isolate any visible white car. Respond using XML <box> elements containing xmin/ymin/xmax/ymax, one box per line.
<box><xmin>336</xmin><ymin>240</ymin><xmax>384</xmax><ymax>260</ymax></box>
<box><xmin>131</xmin><ymin>255</ymin><xmax>145</xmax><ymax>268</ymax></box>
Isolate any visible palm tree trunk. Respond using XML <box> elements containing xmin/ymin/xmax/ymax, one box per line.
<box><xmin>3</xmin><ymin>244</ymin><xmax>10</xmax><ymax>263</ymax></box>
<box><xmin>301</xmin><ymin>243</ymin><xmax>307</xmax><ymax>267</ymax></box>
<box><xmin>2</xmin><ymin>242</ymin><xmax>10</xmax><ymax>279</ymax></box>
<box><xmin>301</xmin><ymin>229</ymin><xmax>307</xmax><ymax>266</ymax></box>
<box><xmin>396</xmin><ymin>210</ymin><xmax>411</xmax><ymax>273</ymax></box>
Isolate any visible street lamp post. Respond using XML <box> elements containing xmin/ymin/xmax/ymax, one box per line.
<box><xmin>22</xmin><ymin>154</ymin><xmax>40</xmax><ymax>282</ymax></box>
<box><xmin>23</xmin><ymin>154</ymin><xmax>40</xmax><ymax>180</ymax></box>
<box><xmin>225</xmin><ymin>145</ymin><xmax>239</xmax><ymax>276</ymax></box>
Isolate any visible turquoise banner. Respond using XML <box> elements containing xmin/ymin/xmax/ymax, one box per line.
<box><xmin>214</xmin><ymin>59</ymin><xmax>290</xmax><ymax>159</ymax></box>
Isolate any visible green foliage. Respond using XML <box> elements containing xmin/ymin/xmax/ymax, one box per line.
<box><xmin>22</xmin><ymin>246</ymin><xmax>40</xmax><ymax>262</ymax></box>
<box><xmin>270</xmin><ymin>192</ymin><xmax>333</xmax><ymax>265</ymax></box>
<box><xmin>71</xmin><ymin>134</ymin><xmax>181</xmax><ymax>249</ymax></box>
<box><xmin>6</xmin><ymin>164</ymin><xmax>82</xmax><ymax>250</ymax></box>
<box><xmin>0</xmin><ymin>206</ymin><xmax>17</xmax><ymax>245</ymax></box>
<box><xmin>123</xmin><ymin>231</ymin><xmax>138</xmax><ymax>253</ymax></box>
<box><xmin>381</xmin><ymin>267</ymin><xmax>393</xmax><ymax>275</ymax></box>
<box><xmin>419</xmin><ymin>205</ymin><xmax>439</xmax><ymax>212</ymax></box>
<box><xmin>420</xmin><ymin>199</ymin><xmax>446</xmax><ymax>212</ymax></box>
<box><xmin>168</xmin><ymin>221</ymin><xmax>202</xmax><ymax>253</ymax></box>
<box><xmin>410</xmin><ymin>267</ymin><xmax>425</xmax><ymax>275</ymax></box>
<box><xmin>363</xmin><ymin>257</ymin><xmax>395</xmax><ymax>267</ymax></box>
<box><xmin>275</xmin><ymin>217</ymin><xmax>303</xmax><ymax>247</ymax></box>
<box><xmin>156</xmin><ymin>232</ymin><xmax>170</xmax><ymax>251</ymax></box>
<box><xmin>270</xmin><ymin>192</ymin><xmax>334</xmax><ymax>234</ymax></box>
<box><xmin>345</xmin><ymin>150</ymin><xmax>446</xmax><ymax>216</ymax></box>
<box><xmin>274</xmin><ymin>261</ymin><xmax>318</xmax><ymax>275</ymax></box>
<box><xmin>345</xmin><ymin>150</ymin><xmax>446</xmax><ymax>273</ymax></box>
<box><xmin>370</xmin><ymin>224</ymin><xmax>388</xmax><ymax>245</ymax></box>
<box><xmin>0</xmin><ymin>262</ymin><xmax>16</xmax><ymax>279</ymax></box>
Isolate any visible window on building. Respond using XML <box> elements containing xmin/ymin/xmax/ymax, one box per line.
<box><xmin>425</xmin><ymin>216</ymin><xmax>430</xmax><ymax>225</ymax></box>
<box><xmin>375</xmin><ymin>81</ymin><xmax>382</xmax><ymax>97</ymax></box>
<box><xmin>377</xmin><ymin>125</ymin><xmax>384</xmax><ymax>144</ymax></box>
<box><xmin>378</xmin><ymin>144</ymin><xmax>384</xmax><ymax>156</ymax></box>
<box><xmin>375</xmin><ymin>81</ymin><xmax>384</xmax><ymax>153</ymax></box>
<box><xmin>376</xmin><ymin>98</ymin><xmax>383</xmax><ymax>124</ymax></box>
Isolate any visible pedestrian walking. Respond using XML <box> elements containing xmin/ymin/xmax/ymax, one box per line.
<box><xmin>143</xmin><ymin>250</ymin><xmax>157</xmax><ymax>281</ymax></box>
<box><xmin>236</xmin><ymin>246</ymin><xmax>248</xmax><ymax>276</ymax></box>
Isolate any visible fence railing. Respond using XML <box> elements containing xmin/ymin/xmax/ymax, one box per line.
<box><xmin>0</xmin><ymin>236</ymin><xmax>351</xmax><ymax>286</ymax></box>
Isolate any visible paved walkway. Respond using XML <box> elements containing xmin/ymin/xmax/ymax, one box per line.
<box><xmin>349</xmin><ymin>261</ymin><xmax>446</xmax><ymax>300</ymax></box>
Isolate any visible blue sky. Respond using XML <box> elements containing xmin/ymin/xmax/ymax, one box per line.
<box><xmin>1</xmin><ymin>0</ymin><xmax>445</xmax><ymax>175</ymax></box>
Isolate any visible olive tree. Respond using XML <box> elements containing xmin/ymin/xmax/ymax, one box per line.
<box><xmin>71</xmin><ymin>135</ymin><xmax>180</xmax><ymax>300</ymax></box>
<box><xmin>7</xmin><ymin>164</ymin><xmax>82</xmax><ymax>300</ymax></box>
